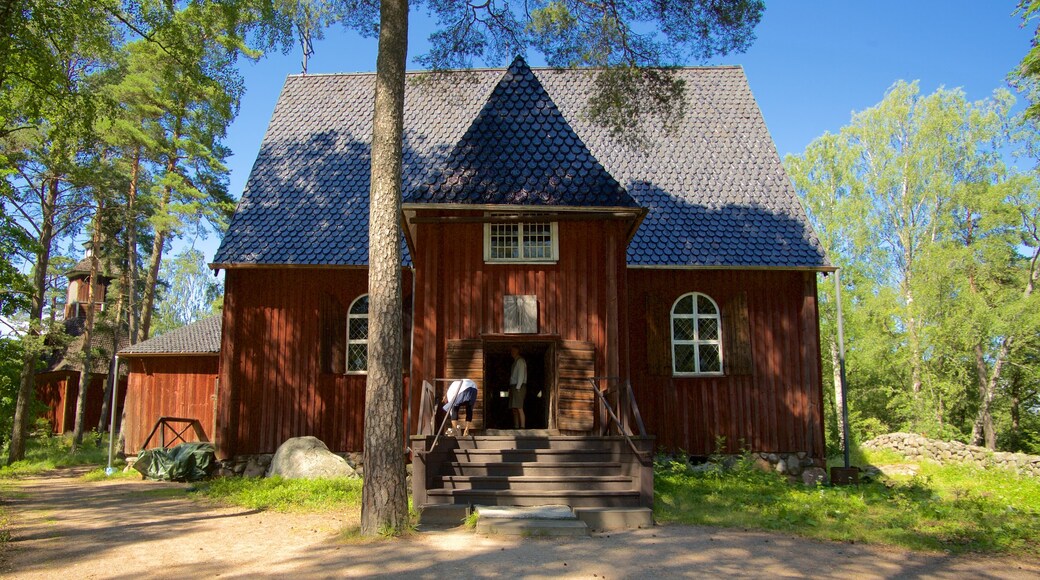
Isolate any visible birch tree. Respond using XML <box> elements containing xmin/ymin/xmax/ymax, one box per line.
<box><xmin>789</xmin><ymin>82</ymin><xmax>1040</xmax><ymax>448</ymax></box>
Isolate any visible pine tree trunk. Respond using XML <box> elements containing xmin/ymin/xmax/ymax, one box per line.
<box><xmin>360</xmin><ymin>0</ymin><xmax>409</xmax><ymax>537</ymax></box>
<box><xmin>8</xmin><ymin>177</ymin><xmax>58</xmax><ymax>464</ymax></box>
<box><xmin>138</xmin><ymin>223</ymin><xmax>166</xmax><ymax>342</ymax></box>
<box><xmin>72</xmin><ymin>224</ymin><xmax>102</xmax><ymax>450</ymax></box>
<box><xmin>139</xmin><ymin>138</ymin><xmax>179</xmax><ymax>342</ymax></box>
<box><xmin>126</xmin><ymin>148</ymin><xmax>141</xmax><ymax>343</ymax></box>
<box><xmin>97</xmin><ymin>291</ymin><xmax>123</xmax><ymax>432</ymax></box>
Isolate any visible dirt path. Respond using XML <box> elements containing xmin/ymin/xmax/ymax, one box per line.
<box><xmin>2</xmin><ymin>469</ymin><xmax>1038</xmax><ymax>579</ymax></box>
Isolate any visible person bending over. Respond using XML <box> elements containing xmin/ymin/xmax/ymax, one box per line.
<box><xmin>443</xmin><ymin>378</ymin><xmax>478</xmax><ymax>437</ymax></box>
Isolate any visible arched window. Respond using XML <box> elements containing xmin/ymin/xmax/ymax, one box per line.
<box><xmin>347</xmin><ymin>295</ymin><xmax>369</xmax><ymax>373</ymax></box>
<box><xmin>671</xmin><ymin>292</ymin><xmax>723</xmax><ymax>375</ymax></box>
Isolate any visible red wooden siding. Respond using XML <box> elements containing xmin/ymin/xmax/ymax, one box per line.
<box><xmin>628</xmin><ymin>269</ymin><xmax>825</xmax><ymax>459</ymax></box>
<box><xmin>35</xmin><ymin>371</ymin><xmax>125</xmax><ymax>434</ymax></box>
<box><xmin>217</xmin><ymin>268</ymin><xmax>413</xmax><ymax>458</ymax></box>
<box><xmin>122</xmin><ymin>356</ymin><xmax>218</xmax><ymax>454</ymax></box>
<box><xmin>408</xmin><ymin>215</ymin><xmax>631</xmax><ymax>431</ymax></box>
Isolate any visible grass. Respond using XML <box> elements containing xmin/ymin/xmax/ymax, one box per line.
<box><xmin>191</xmin><ymin>476</ymin><xmax>364</xmax><ymax>513</ymax></box>
<box><xmin>81</xmin><ymin>467</ymin><xmax>140</xmax><ymax>482</ymax></box>
<box><xmin>654</xmin><ymin>450</ymin><xmax>1040</xmax><ymax>556</ymax></box>
<box><xmin>0</xmin><ymin>433</ymin><xmax>122</xmax><ymax>479</ymax></box>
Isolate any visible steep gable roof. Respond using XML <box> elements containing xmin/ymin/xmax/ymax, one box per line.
<box><xmin>407</xmin><ymin>57</ymin><xmax>634</xmax><ymax>208</ymax></box>
<box><xmin>42</xmin><ymin>326</ymin><xmax>130</xmax><ymax>374</ymax></box>
<box><xmin>120</xmin><ymin>315</ymin><xmax>222</xmax><ymax>356</ymax></box>
<box><xmin>214</xmin><ymin>64</ymin><xmax>829</xmax><ymax>269</ymax></box>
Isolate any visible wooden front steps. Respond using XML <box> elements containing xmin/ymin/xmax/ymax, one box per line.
<box><xmin>411</xmin><ymin>434</ymin><xmax>654</xmax><ymax>526</ymax></box>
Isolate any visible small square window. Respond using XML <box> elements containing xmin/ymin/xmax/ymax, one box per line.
<box><xmin>484</xmin><ymin>221</ymin><xmax>558</xmax><ymax>262</ymax></box>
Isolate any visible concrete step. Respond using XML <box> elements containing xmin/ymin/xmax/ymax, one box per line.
<box><xmin>476</xmin><ymin>517</ymin><xmax>589</xmax><ymax>536</ymax></box>
<box><xmin>573</xmin><ymin>507</ymin><xmax>654</xmax><ymax>531</ymax></box>
<box><xmin>425</xmin><ymin>488</ymin><xmax>643</xmax><ymax>507</ymax></box>
<box><xmin>444</xmin><ymin>461</ymin><xmax>623</xmax><ymax>476</ymax></box>
<box><xmin>435</xmin><ymin>475</ymin><xmax>634</xmax><ymax>491</ymax></box>
<box><xmin>417</xmin><ymin>504</ymin><xmax>471</xmax><ymax>526</ymax></box>
<box><xmin>473</xmin><ymin>505</ymin><xmax>588</xmax><ymax>537</ymax></box>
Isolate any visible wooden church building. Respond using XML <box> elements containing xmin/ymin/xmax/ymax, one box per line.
<box><xmin>35</xmin><ymin>256</ymin><xmax>128</xmax><ymax>435</ymax></box>
<box><xmin>207</xmin><ymin>57</ymin><xmax>831</xmax><ymax>471</ymax></box>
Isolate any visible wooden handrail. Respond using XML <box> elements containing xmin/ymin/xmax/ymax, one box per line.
<box><xmin>417</xmin><ymin>378</ymin><xmax>469</xmax><ymax>454</ymax></box>
<box><xmin>588</xmin><ymin>377</ymin><xmax>650</xmax><ymax>463</ymax></box>
<box><xmin>141</xmin><ymin>416</ymin><xmax>208</xmax><ymax>450</ymax></box>
<box><xmin>625</xmin><ymin>379</ymin><xmax>648</xmax><ymax>437</ymax></box>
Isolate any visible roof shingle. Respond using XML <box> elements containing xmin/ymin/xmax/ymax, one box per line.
<box><xmin>408</xmin><ymin>57</ymin><xmax>635</xmax><ymax>208</ymax></box>
<box><xmin>214</xmin><ymin>61</ymin><xmax>829</xmax><ymax>269</ymax></box>
<box><xmin>120</xmin><ymin>315</ymin><xmax>222</xmax><ymax>356</ymax></box>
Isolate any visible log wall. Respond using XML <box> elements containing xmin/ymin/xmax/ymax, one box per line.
<box><xmin>628</xmin><ymin>269</ymin><xmax>826</xmax><ymax>459</ymax></box>
<box><xmin>217</xmin><ymin>267</ymin><xmax>413</xmax><ymax>458</ymax></box>
<box><xmin>409</xmin><ymin>216</ymin><xmax>630</xmax><ymax>432</ymax></box>
<box><xmin>122</xmin><ymin>356</ymin><xmax>218</xmax><ymax>454</ymax></box>
<box><xmin>35</xmin><ymin>371</ymin><xmax>125</xmax><ymax>435</ymax></box>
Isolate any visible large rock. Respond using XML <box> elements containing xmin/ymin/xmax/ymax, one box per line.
<box><xmin>267</xmin><ymin>436</ymin><xmax>357</xmax><ymax>479</ymax></box>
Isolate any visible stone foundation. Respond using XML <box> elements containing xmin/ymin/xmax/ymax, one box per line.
<box><xmin>666</xmin><ymin>451</ymin><xmax>827</xmax><ymax>485</ymax></box>
<box><xmin>863</xmin><ymin>433</ymin><xmax>1040</xmax><ymax>477</ymax></box>
<box><xmin>752</xmin><ymin>451</ymin><xmax>818</xmax><ymax>477</ymax></box>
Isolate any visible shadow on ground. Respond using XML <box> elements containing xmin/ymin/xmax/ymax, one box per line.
<box><xmin>3</xmin><ymin>469</ymin><xmax>1038</xmax><ymax>579</ymax></box>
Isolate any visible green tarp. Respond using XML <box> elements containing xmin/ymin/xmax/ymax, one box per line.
<box><xmin>134</xmin><ymin>442</ymin><xmax>215</xmax><ymax>482</ymax></box>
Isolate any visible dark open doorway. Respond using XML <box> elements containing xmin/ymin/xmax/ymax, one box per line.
<box><xmin>484</xmin><ymin>342</ymin><xmax>551</xmax><ymax>429</ymax></box>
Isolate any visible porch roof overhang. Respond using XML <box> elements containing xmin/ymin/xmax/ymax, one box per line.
<box><xmin>400</xmin><ymin>204</ymin><xmax>647</xmax><ymax>260</ymax></box>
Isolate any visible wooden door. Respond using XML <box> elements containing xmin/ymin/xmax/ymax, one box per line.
<box><xmin>556</xmin><ymin>340</ymin><xmax>596</xmax><ymax>432</ymax></box>
<box><xmin>444</xmin><ymin>339</ymin><xmax>485</xmax><ymax>430</ymax></box>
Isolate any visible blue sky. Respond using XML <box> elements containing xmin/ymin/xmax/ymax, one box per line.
<box><xmin>194</xmin><ymin>2</ymin><xmax>1035</xmax><ymax>262</ymax></box>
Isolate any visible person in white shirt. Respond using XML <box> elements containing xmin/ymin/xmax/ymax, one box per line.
<box><xmin>442</xmin><ymin>378</ymin><xmax>478</xmax><ymax>436</ymax></box>
<box><xmin>509</xmin><ymin>346</ymin><xmax>527</xmax><ymax>429</ymax></box>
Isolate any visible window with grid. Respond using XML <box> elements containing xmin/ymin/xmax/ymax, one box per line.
<box><xmin>347</xmin><ymin>295</ymin><xmax>369</xmax><ymax>373</ymax></box>
<box><xmin>671</xmin><ymin>292</ymin><xmax>723</xmax><ymax>375</ymax></box>
<box><xmin>484</xmin><ymin>222</ymin><xmax>558</xmax><ymax>262</ymax></box>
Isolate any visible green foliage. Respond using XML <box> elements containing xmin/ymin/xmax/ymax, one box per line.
<box><xmin>152</xmin><ymin>247</ymin><xmax>222</xmax><ymax>335</ymax></box>
<box><xmin>0</xmin><ymin>433</ymin><xmax>112</xmax><ymax>478</ymax></box>
<box><xmin>786</xmin><ymin>81</ymin><xmax>1040</xmax><ymax>451</ymax></box>
<box><xmin>654</xmin><ymin>456</ymin><xmax>1040</xmax><ymax>555</ymax></box>
<box><xmin>0</xmin><ymin>339</ymin><xmax>24</xmax><ymax>450</ymax></box>
<box><xmin>417</xmin><ymin>0</ymin><xmax>763</xmax><ymax>142</ymax></box>
<box><xmin>80</xmin><ymin>466</ymin><xmax>135</xmax><ymax>482</ymax></box>
<box><xmin>192</xmin><ymin>476</ymin><xmax>364</xmax><ymax>513</ymax></box>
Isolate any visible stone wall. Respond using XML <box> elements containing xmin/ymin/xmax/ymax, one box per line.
<box><xmin>216</xmin><ymin>452</ymin><xmax>365</xmax><ymax>478</ymax></box>
<box><xmin>863</xmin><ymin>433</ymin><xmax>1040</xmax><ymax>477</ymax></box>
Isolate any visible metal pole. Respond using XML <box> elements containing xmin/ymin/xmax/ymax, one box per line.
<box><xmin>834</xmin><ymin>270</ymin><xmax>852</xmax><ymax>469</ymax></box>
<box><xmin>106</xmin><ymin>355</ymin><xmax>120</xmax><ymax>475</ymax></box>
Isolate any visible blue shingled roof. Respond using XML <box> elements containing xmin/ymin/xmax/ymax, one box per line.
<box><xmin>407</xmin><ymin>57</ymin><xmax>634</xmax><ymax>208</ymax></box>
<box><xmin>213</xmin><ymin>60</ymin><xmax>829</xmax><ymax>269</ymax></box>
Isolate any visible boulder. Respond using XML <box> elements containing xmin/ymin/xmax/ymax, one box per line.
<box><xmin>801</xmin><ymin>467</ymin><xmax>828</xmax><ymax>486</ymax></box>
<box><xmin>268</xmin><ymin>436</ymin><xmax>357</xmax><ymax>479</ymax></box>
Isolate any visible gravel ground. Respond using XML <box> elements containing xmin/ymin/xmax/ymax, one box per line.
<box><xmin>2</xmin><ymin>469</ymin><xmax>1038</xmax><ymax>579</ymax></box>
